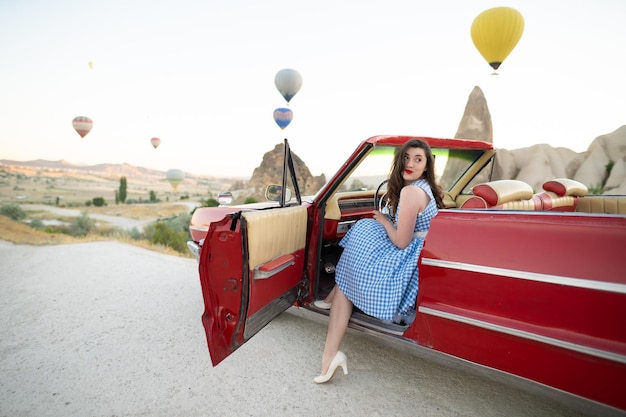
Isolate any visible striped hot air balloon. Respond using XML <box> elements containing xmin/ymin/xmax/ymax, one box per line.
<box><xmin>72</xmin><ymin>116</ymin><xmax>93</xmax><ymax>138</ymax></box>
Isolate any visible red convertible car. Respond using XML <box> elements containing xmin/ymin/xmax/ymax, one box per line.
<box><xmin>187</xmin><ymin>136</ymin><xmax>626</xmax><ymax>415</ymax></box>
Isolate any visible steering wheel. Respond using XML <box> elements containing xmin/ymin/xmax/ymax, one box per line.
<box><xmin>374</xmin><ymin>180</ymin><xmax>389</xmax><ymax>212</ymax></box>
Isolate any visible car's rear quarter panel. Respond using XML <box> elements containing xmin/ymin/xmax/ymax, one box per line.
<box><xmin>417</xmin><ymin>210</ymin><xmax>626</xmax><ymax>410</ymax></box>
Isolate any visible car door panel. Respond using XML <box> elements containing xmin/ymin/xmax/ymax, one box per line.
<box><xmin>199</xmin><ymin>205</ymin><xmax>307</xmax><ymax>365</ymax></box>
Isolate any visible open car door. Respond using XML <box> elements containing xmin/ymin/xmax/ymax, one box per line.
<box><xmin>198</xmin><ymin>140</ymin><xmax>308</xmax><ymax>365</ymax></box>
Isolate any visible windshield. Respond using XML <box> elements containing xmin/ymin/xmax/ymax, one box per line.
<box><xmin>336</xmin><ymin>145</ymin><xmax>486</xmax><ymax>193</ymax></box>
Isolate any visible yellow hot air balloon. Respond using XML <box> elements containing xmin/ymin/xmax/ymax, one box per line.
<box><xmin>471</xmin><ymin>7</ymin><xmax>524</xmax><ymax>71</ymax></box>
<box><xmin>88</xmin><ymin>61</ymin><xmax>95</xmax><ymax>69</ymax></box>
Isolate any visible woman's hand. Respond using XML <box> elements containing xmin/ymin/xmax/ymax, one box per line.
<box><xmin>372</xmin><ymin>209</ymin><xmax>391</xmax><ymax>226</ymax></box>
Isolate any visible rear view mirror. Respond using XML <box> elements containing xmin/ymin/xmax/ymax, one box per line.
<box><xmin>265</xmin><ymin>185</ymin><xmax>292</xmax><ymax>202</ymax></box>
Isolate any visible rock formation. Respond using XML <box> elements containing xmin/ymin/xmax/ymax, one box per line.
<box><xmin>574</xmin><ymin>125</ymin><xmax>626</xmax><ymax>194</ymax></box>
<box><xmin>248</xmin><ymin>143</ymin><xmax>326</xmax><ymax>197</ymax></box>
<box><xmin>492</xmin><ymin>145</ymin><xmax>583</xmax><ymax>192</ymax></box>
<box><xmin>454</xmin><ymin>86</ymin><xmax>493</xmax><ymax>142</ymax></box>
<box><xmin>456</xmin><ymin>86</ymin><xmax>625</xmax><ymax>194</ymax></box>
<box><xmin>491</xmin><ymin>126</ymin><xmax>626</xmax><ymax>194</ymax></box>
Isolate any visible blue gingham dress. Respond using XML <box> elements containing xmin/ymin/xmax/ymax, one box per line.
<box><xmin>335</xmin><ymin>179</ymin><xmax>438</xmax><ymax>321</ymax></box>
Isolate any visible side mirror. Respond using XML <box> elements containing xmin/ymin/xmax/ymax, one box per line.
<box><xmin>217</xmin><ymin>191</ymin><xmax>233</xmax><ymax>205</ymax></box>
<box><xmin>265</xmin><ymin>185</ymin><xmax>292</xmax><ymax>202</ymax></box>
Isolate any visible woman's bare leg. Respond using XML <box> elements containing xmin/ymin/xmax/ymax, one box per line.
<box><xmin>323</xmin><ymin>285</ymin><xmax>337</xmax><ymax>304</ymax></box>
<box><xmin>320</xmin><ymin>286</ymin><xmax>353</xmax><ymax>374</ymax></box>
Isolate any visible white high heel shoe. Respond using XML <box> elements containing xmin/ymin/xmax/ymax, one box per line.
<box><xmin>313</xmin><ymin>300</ymin><xmax>332</xmax><ymax>310</ymax></box>
<box><xmin>314</xmin><ymin>351</ymin><xmax>348</xmax><ymax>384</ymax></box>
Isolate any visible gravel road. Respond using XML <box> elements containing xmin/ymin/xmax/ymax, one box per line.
<box><xmin>0</xmin><ymin>240</ymin><xmax>594</xmax><ymax>417</ymax></box>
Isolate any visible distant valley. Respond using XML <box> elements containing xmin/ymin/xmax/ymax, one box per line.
<box><xmin>0</xmin><ymin>159</ymin><xmax>240</xmax><ymax>206</ymax></box>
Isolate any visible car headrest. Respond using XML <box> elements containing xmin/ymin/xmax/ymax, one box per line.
<box><xmin>542</xmin><ymin>178</ymin><xmax>588</xmax><ymax>197</ymax></box>
<box><xmin>472</xmin><ymin>180</ymin><xmax>534</xmax><ymax>206</ymax></box>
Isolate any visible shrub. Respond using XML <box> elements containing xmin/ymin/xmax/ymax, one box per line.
<box><xmin>70</xmin><ymin>212</ymin><xmax>96</xmax><ymax>236</ymax></box>
<box><xmin>29</xmin><ymin>219</ymin><xmax>44</xmax><ymax>229</ymax></box>
<box><xmin>126</xmin><ymin>227</ymin><xmax>143</xmax><ymax>240</ymax></box>
<box><xmin>202</xmin><ymin>198</ymin><xmax>219</xmax><ymax>207</ymax></box>
<box><xmin>149</xmin><ymin>222</ymin><xmax>188</xmax><ymax>253</ymax></box>
<box><xmin>164</xmin><ymin>211</ymin><xmax>191</xmax><ymax>233</ymax></box>
<box><xmin>142</xmin><ymin>212</ymin><xmax>191</xmax><ymax>254</ymax></box>
<box><xmin>244</xmin><ymin>197</ymin><xmax>258</xmax><ymax>204</ymax></box>
<box><xmin>92</xmin><ymin>197</ymin><xmax>106</xmax><ymax>207</ymax></box>
<box><xmin>0</xmin><ymin>203</ymin><xmax>26</xmax><ymax>221</ymax></box>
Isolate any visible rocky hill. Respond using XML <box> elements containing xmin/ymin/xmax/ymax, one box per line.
<box><xmin>456</xmin><ymin>86</ymin><xmax>625</xmax><ymax>195</ymax></box>
<box><xmin>0</xmin><ymin>159</ymin><xmax>168</xmax><ymax>179</ymax></box>
<box><xmin>248</xmin><ymin>143</ymin><xmax>326</xmax><ymax>196</ymax></box>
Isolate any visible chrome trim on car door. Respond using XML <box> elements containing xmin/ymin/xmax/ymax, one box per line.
<box><xmin>187</xmin><ymin>241</ymin><xmax>201</xmax><ymax>261</ymax></box>
<box><xmin>419</xmin><ymin>306</ymin><xmax>626</xmax><ymax>365</ymax></box>
<box><xmin>421</xmin><ymin>258</ymin><xmax>626</xmax><ymax>295</ymax></box>
<box><xmin>337</xmin><ymin>220</ymin><xmax>356</xmax><ymax>234</ymax></box>
<box><xmin>253</xmin><ymin>258</ymin><xmax>296</xmax><ymax>280</ymax></box>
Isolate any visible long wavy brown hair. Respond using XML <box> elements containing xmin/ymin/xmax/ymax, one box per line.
<box><xmin>386</xmin><ymin>139</ymin><xmax>444</xmax><ymax>216</ymax></box>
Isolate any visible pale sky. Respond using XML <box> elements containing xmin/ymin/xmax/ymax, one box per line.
<box><xmin>1</xmin><ymin>0</ymin><xmax>624</xmax><ymax>178</ymax></box>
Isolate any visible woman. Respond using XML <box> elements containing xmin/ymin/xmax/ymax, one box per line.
<box><xmin>313</xmin><ymin>139</ymin><xmax>444</xmax><ymax>383</ymax></box>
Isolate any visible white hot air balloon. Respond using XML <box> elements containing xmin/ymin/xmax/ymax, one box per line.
<box><xmin>274</xmin><ymin>69</ymin><xmax>302</xmax><ymax>103</ymax></box>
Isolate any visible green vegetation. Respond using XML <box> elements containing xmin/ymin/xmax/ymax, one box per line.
<box><xmin>29</xmin><ymin>218</ymin><xmax>44</xmax><ymax>229</ymax></box>
<box><xmin>145</xmin><ymin>223</ymin><xmax>188</xmax><ymax>253</ymax></box>
<box><xmin>119</xmin><ymin>176</ymin><xmax>127</xmax><ymax>203</ymax></box>
<box><xmin>588</xmin><ymin>183</ymin><xmax>605</xmax><ymax>195</ymax></box>
<box><xmin>587</xmin><ymin>159</ymin><xmax>615</xmax><ymax>195</ymax></box>
<box><xmin>134</xmin><ymin>212</ymin><xmax>192</xmax><ymax>254</ymax></box>
<box><xmin>0</xmin><ymin>203</ymin><xmax>27</xmax><ymax>221</ymax></box>
<box><xmin>71</xmin><ymin>212</ymin><xmax>96</xmax><ymax>237</ymax></box>
<box><xmin>606</xmin><ymin>160</ymin><xmax>615</xmax><ymax>175</ymax></box>
<box><xmin>200</xmin><ymin>197</ymin><xmax>219</xmax><ymax>207</ymax></box>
